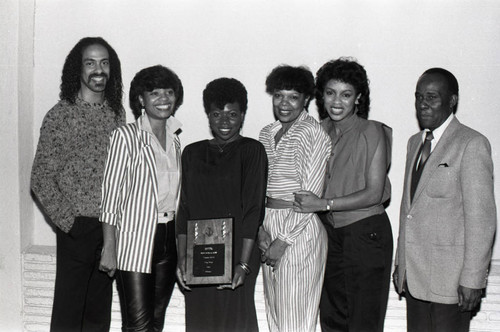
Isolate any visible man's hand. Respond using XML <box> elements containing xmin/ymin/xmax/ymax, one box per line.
<box><xmin>458</xmin><ymin>285</ymin><xmax>482</xmax><ymax>312</ymax></box>
<box><xmin>392</xmin><ymin>265</ymin><xmax>399</xmax><ymax>291</ymax></box>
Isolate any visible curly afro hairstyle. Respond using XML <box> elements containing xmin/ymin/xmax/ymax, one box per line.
<box><xmin>202</xmin><ymin>78</ymin><xmax>248</xmax><ymax>114</ymax></box>
<box><xmin>129</xmin><ymin>65</ymin><xmax>184</xmax><ymax>119</ymax></box>
<box><xmin>315</xmin><ymin>57</ymin><xmax>370</xmax><ymax>120</ymax></box>
<box><xmin>60</xmin><ymin>37</ymin><xmax>123</xmax><ymax>117</ymax></box>
<box><xmin>265</xmin><ymin>65</ymin><xmax>315</xmax><ymax>110</ymax></box>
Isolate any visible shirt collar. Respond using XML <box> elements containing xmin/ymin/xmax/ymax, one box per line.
<box><xmin>269</xmin><ymin>110</ymin><xmax>309</xmax><ymax>134</ymax></box>
<box><xmin>421</xmin><ymin>113</ymin><xmax>454</xmax><ymax>151</ymax></box>
<box><xmin>138</xmin><ymin>113</ymin><xmax>182</xmax><ymax>137</ymax></box>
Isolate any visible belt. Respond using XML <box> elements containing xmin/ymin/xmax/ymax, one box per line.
<box><xmin>265</xmin><ymin>196</ymin><xmax>294</xmax><ymax>209</ymax></box>
<box><xmin>158</xmin><ymin>211</ymin><xmax>175</xmax><ymax>223</ymax></box>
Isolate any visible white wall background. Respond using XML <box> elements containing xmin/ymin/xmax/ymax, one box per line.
<box><xmin>30</xmin><ymin>0</ymin><xmax>500</xmax><ymax>260</ymax></box>
<box><xmin>0</xmin><ymin>0</ymin><xmax>23</xmax><ymax>330</ymax></box>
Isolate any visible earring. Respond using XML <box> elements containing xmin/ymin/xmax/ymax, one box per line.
<box><xmin>141</xmin><ymin>107</ymin><xmax>145</xmax><ymax>116</ymax></box>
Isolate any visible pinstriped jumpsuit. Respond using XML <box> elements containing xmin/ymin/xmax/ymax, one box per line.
<box><xmin>259</xmin><ymin>111</ymin><xmax>332</xmax><ymax>332</ymax></box>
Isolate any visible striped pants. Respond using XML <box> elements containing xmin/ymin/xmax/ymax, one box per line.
<box><xmin>262</xmin><ymin>209</ymin><xmax>327</xmax><ymax>332</ymax></box>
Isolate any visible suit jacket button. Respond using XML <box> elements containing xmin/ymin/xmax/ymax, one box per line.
<box><xmin>407</xmin><ymin>215</ymin><xmax>412</xmax><ymax>219</ymax></box>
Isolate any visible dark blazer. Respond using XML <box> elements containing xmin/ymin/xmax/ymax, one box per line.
<box><xmin>395</xmin><ymin>116</ymin><xmax>496</xmax><ymax>304</ymax></box>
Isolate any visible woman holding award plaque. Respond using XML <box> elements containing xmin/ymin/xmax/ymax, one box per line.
<box><xmin>258</xmin><ymin>65</ymin><xmax>332</xmax><ymax>332</ymax></box>
<box><xmin>176</xmin><ymin>78</ymin><xmax>267</xmax><ymax>332</ymax></box>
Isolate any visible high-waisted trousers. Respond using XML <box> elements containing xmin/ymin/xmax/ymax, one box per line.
<box><xmin>319</xmin><ymin>212</ymin><xmax>393</xmax><ymax>332</ymax></box>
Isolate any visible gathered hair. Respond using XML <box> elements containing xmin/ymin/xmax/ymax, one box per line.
<box><xmin>60</xmin><ymin>37</ymin><xmax>123</xmax><ymax>116</ymax></box>
<box><xmin>315</xmin><ymin>57</ymin><xmax>370</xmax><ymax>120</ymax></box>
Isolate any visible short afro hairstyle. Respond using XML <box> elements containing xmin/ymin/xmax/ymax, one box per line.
<box><xmin>265</xmin><ymin>65</ymin><xmax>315</xmax><ymax>110</ymax></box>
<box><xmin>203</xmin><ymin>78</ymin><xmax>248</xmax><ymax>114</ymax></box>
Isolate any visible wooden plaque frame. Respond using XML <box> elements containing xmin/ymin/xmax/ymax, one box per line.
<box><xmin>186</xmin><ymin>218</ymin><xmax>233</xmax><ymax>285</ymax></box>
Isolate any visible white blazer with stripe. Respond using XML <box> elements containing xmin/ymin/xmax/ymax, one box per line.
<box><xmin>100</xmin><ymin>115</ymin><xmax>181</xmax><ymax>273</ymax></box>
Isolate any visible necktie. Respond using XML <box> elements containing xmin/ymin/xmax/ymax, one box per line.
<box><xmin>417</xmin><ymin>131</ymin><xmax>434</xmax><ymax>171</ymax></box>
<box><xmin>410</xmin><ymin>131</ymin><xmax>433</xmax><ymax>201</ymax></box>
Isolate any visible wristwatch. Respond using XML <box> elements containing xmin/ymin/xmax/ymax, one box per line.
<box><xmin>325</xmin><ymin>199</ymin><xmax>334</xmax><ymax>211</ymax></box>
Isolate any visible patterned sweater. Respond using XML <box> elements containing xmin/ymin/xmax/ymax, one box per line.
<box><xmin>31</xmin><ymin>98</ymin><xmax>125</xmax><ymax>232</ymax></box>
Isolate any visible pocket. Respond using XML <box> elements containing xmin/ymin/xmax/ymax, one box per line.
<box><xmin>354</xmin><ymin>227</ymin><xmax>386</xmax><ymax>264</ymax></box>
<box><xmin>430</xmin><ymin>245</ymin><xmax>463</xmax><ymax>297</ymax></box>
<box><xmin>426</xmin><ymin>167</ymin><xmax>458</xmax><ymax>198</ymax></box>
<box><xmin>357</xmin><ymin>215</ymin><xmax>393</xmax><ymax>251</ymax></box>
<box><xmin>68</xmin><ymin>216</ymin><xmax>100</xmax><ymax>239</ymax></box>
<box><xmin>68</xmin><ymin>217</ymin><xmax>83</xmax><ymax>239</ymax></box>
<box><xmin>351</xmin><ymin>216</ymin><xmax>393</xmax><ymax>287</ymax></box>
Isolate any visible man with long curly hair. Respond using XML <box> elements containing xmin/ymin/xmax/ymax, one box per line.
<box><xmin>31</xmin><ymin>37</ymin><xmax>125</xmax><ymax>332</ymax></box>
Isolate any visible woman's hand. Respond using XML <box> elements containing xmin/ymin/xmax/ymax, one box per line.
<box><xmin>218</xmin><ymin>265</ymin><xmax>247</xmax><ymax>290</ymax></box>
<box><xmin>262</xmin><ymin>238</ymin><xmax>288</xmax><ymax>269</ymax></box>
<box><xmin>99</xmin><ymin>223</ymin><xmax>117</xmax><ymax>278</ymax></box>
<box><xmin>258</xmin><ymin>226</ymin><xmax>272</xmax><ymax>253</ymax></box>
<box><xmin>293</xmin><ymin>190</ymin><xmax>325</xmax><ymax>213</ymax></box>
<box><xmin>176</xmin><ymin>260</ymin><xmax>192</xmax><ymax>291</ymax></box>
<box><xmin>99</xmin><ymin>247</ymin><xmax>117</xmax><ymax>278</ymax></box>
<box><xmin>176</xmin><ymin>234</ymin><xmax>191</xmax><ymax>291</ymax></box>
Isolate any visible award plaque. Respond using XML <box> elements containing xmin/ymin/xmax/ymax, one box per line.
<box><xmin>186</xmin><ymin>218</ymin><xmax>233</xmax><ymax>285</ymax></box>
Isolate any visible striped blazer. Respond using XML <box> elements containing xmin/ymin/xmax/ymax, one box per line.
<box><xmin>100</xmin><ymin>115</ymin><xmax>181</xmax><ymax>273</ymax></box>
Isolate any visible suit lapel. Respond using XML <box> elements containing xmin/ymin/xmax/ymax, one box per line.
<box><xmin>137</xmin><ymin>121</ymin><xmax>159</xmax><ymax>208</ymax></box>
<box><xmin>405</xmin><ymin>135</ymin><xmax>422</xmax><ymax>210</ymax></box>
<box><xmin>411</xmin><ymin>117</ymin><xmax>460</xmax><ymax>204</ymax></box>
<box><xmin>174</xmin><ymin>135</ymin><xmax>182</xmax><ymax>208</ymax></box>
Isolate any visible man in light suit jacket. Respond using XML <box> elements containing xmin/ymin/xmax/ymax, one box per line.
<box><xmin>394</xmin><ymin>68</ymin><xmax>496</xmax><ymax>332</ymax></box>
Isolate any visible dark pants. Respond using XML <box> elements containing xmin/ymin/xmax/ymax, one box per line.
<box><xmin>116</xmin><ymin>221</ymin><xmax>177</xmax><ymax>332</ymax></box>
<box><xmin>51</xmin><ymin>217</ymin><xmax>113</xmax><ymax>332</ymax></box>
<box><xmin>320</xmin><ymin>212</ymin><xmax>393</xmax><ymax>332</ymax></box>
<box><xmin>406</xmin><ymin>288</ymin><xmax>471</xmax><ymax>332</ymax></box>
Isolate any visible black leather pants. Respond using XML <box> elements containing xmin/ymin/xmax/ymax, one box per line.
<box><xmin>116</xmin><ymin>221</ymin><xmax>177</xmax><ymax>332</ymax></box>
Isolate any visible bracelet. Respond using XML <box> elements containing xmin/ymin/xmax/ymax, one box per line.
<box><xmin>238</xmin><ymin>261</ymin><xmax>251</xmax><ymax>275</ymax></box>
<box><xmin>325</xmin><ymin>199</ymin><xmax>334</xmax><ymax>211</ymax></box>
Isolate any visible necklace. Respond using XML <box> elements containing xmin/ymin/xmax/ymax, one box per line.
<box><xmin>212</xmin><ymin>135</ymin><xmax>241</xmax><ymax>153</ymax></box>
<box><xmin>216</xmin><ymin>141</ymin><xmax>230</xmax><ymax>153</ymax></box>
